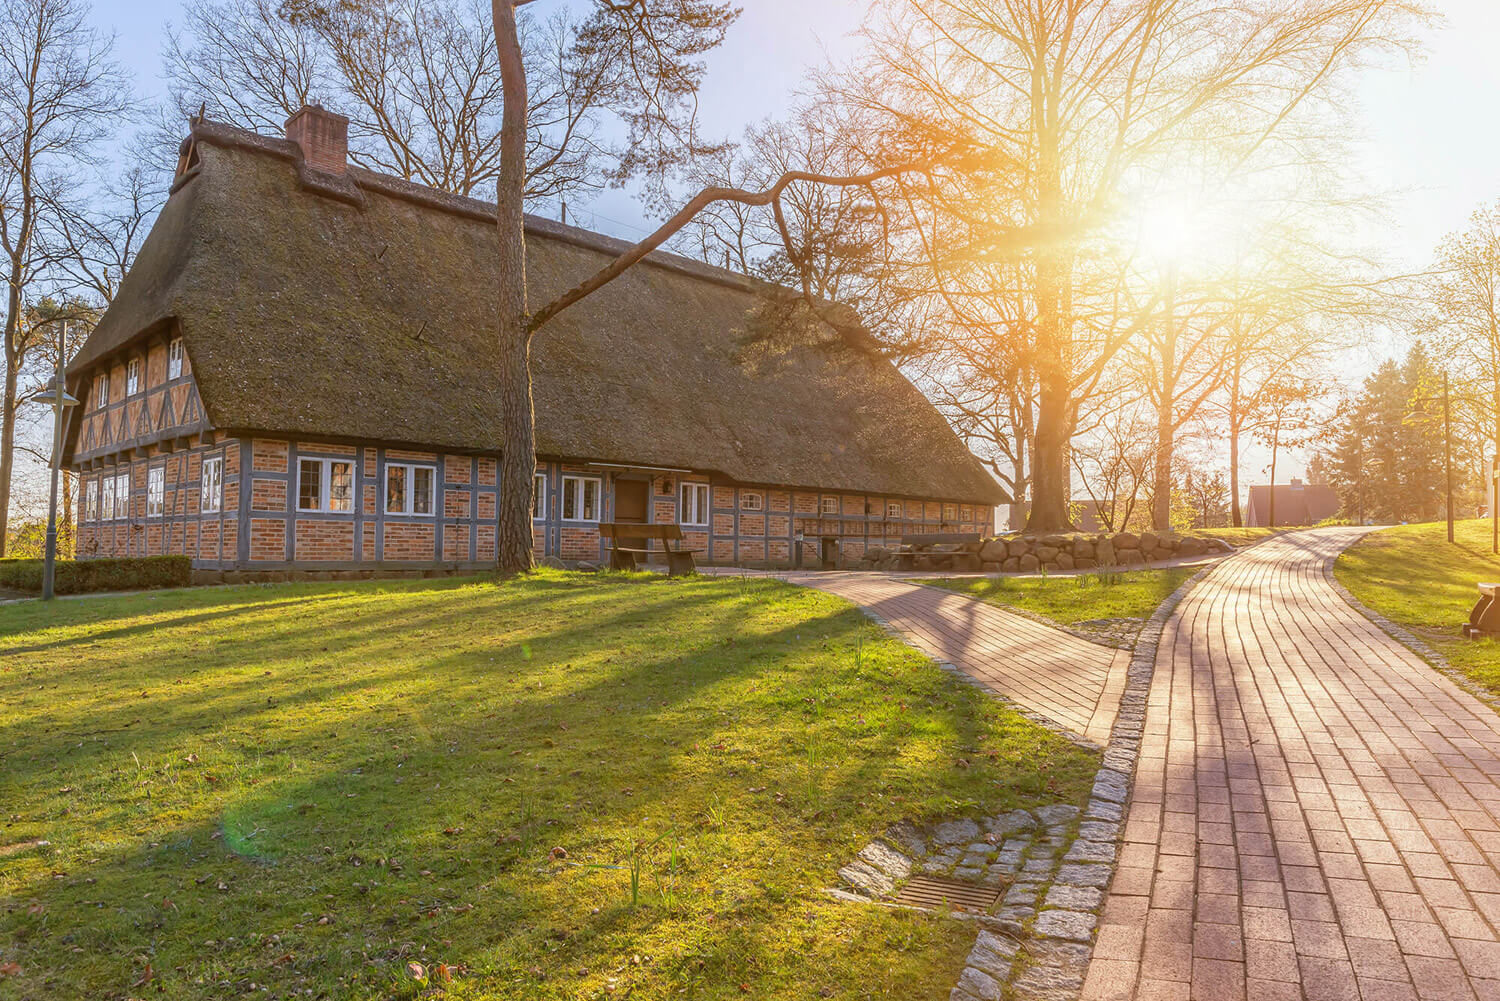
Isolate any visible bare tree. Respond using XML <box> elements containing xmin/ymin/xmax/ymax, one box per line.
<box><xmin>824</xmin><ymin>0</ymin><xmax>1425</xmax><ymax>533</ymax></box>
<box><xmin>0</xmin><ymin>0</ymin><xmax>128</xmax><ymax>555</ymax></box>
<box><xmin>1427</xmin><ymin>203</ymin><xmax>1500</xmax><ymax>463</ymax></box>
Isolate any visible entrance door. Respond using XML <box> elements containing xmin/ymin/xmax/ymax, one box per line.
<box><xmin>614</xmin><ymin>479</ymin><xmax>650</xmax><ymax>557</ymax></box>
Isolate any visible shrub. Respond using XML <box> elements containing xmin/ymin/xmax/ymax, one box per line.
<box><xmin>0</xmin><ymin>556</ymin><xmax>192</xmax><ymax>595</ymax></box>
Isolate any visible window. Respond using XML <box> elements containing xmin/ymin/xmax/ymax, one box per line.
<box><xmin>101</xmin><ymin>476</ymin><xmax>115</xmax><ymax>521</ymax></box>
<box><xmin>85</xmin><ymin>479</ymin><xmax>98</xmax><ymax>520</ymax></box>
<box><xmin>740</xmin><ymin>491</ymin><xmax>764</xmax><ymax>511</ymax></box>
<box><xmin>532</xmin><ymin>472</ymin><xmax>546</xmax><ymax>520</ymax></box>
<box><xmin>168</xmin><ymin>338</ymin><xmax>184</xmax><ymax>379</ymax></box>
<box><xmin>94</xmin><ymin>373</ymin><xmax>109</xmax><ymax>408</ymax></box>
<box><xmin>300</xmin><ymin>457</ymin><xmax>355</xmax><ymax>513</ymax></box>
<box><xmin>680</xmin><ymin>482</ymin><xmax>710</xmax><ymax>526</ymax></box>
<box><xmin>147</xmin><ymin>467</ymin><xmax>165</xmax><ymax>517</ymax></box>
<box><xmin>114</xmin><ymin>471</ymin><xmax>131</xmax><ymax>519</ymax></box>
<box><xmin>886</xmin><ymin>501</ymin><xmax>903</xmax><ymax>519</ymax></box>
<box><xmin>385</xmin><ymin>462</ymin><xmax>435</xmax><ymax>516</ymax></box>
<box><xmin>820</xmin><ymin>496</ymin><xmax>839</xmax><ymax>516</ymax></box>
<box><xmin>201</xmin><ymin>456</ymin><xmax>222</xmax><ymax>514</ymax></box>
<box><xmin>560</xmin><ymin>475</ymin><xmax>600</xmax><ymax>521</ymax></box>
<box><xmin>126</xmin><ymin>358</ymin><xmax>140</xmax><ymax>396</ymax></box>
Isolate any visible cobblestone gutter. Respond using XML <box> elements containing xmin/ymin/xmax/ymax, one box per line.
<box><xmin>944</xmin><ymin>566</ymin><xmax>1209</xmax><ymax>1001</ymax></box>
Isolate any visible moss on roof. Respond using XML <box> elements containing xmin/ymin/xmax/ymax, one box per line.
<box><xmin>67</xmin><ymin>121</ymin><xmax>1006</xmax><ymax>505</ymax></box>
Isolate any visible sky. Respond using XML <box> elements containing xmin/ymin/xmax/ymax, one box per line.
<box><xmin>13</xmin><ymin>0</ymin><xmax>1498</xmax><ymax>512</ymax></box>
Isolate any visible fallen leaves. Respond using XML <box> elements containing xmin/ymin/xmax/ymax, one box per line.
<box><xmin>0</xmin><ymin>962</ymin><xmax>20</xmax><ymax>977</ymax></box>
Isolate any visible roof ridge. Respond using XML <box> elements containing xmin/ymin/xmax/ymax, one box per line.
<box><xmin>187</xmin><ymin>118</ymin><xmax>758</xmax><ymax>294</ymax></box>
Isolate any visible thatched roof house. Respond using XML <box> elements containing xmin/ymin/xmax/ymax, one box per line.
<box><xmin>65</xmin><ymin>107</ymin><xmax>1004</xmax><ymax>576</ymax></box>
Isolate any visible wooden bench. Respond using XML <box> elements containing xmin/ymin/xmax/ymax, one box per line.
<box><xmin>894</xmin><ymin>532</ymin><xmax>985</xmax><ymax>571</ymax></box>
<box><xmin>598</xmin><ymin>523</ymin><xmax>704</xmax><ymax>576</ymax></box>
<box><xmin>1465</xmin><ymin>582</ymin><xmax>1500</xmax><ymax>638</ymax></box>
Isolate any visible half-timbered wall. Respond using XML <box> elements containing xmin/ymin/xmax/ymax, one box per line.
<box><xmin>72</xmin><ymin>335</ymin><xmax>210</xmax><ymax>463</ymax></box>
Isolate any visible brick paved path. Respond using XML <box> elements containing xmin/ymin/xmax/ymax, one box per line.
<box><xmin>787</xmin><ymin>572</ymin><xmax>1129</xmax><ymax>744</ymax></box>
<box><xmin>1083</xmin><ymin>528</ymin><xmax>1500</xmax><ymax>1001</ymax></box>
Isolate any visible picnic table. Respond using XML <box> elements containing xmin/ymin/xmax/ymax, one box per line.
<box><xmin>598</xmin><ymin>523</ymin><xmax>703</xmax><ymax>576</ymax></box>
<box><xmin>894</xmin><ymin>532</ymin><xmax>985</xmax><ymax>571</ymax></box>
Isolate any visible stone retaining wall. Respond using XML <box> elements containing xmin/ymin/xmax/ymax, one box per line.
<box><xmin>858</xmin><ymin>531</ymin><xmax>1234</xmax><ymax>573</ymax></box>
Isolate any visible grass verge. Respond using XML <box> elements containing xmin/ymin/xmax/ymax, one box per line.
<box><xmin>924</xmin><ymin>567</ymin><xmax>1198</xmax><ymax>626</ymax></box>
<box><xmin>1335</xmin><ymin>518</ymin><xmax>1500</xmax><ymax>697</ymax></box>
<box><xmin>0</xmin><ymin>570</ymin><xmax>1096</xmax><ymax>1000</ymax></box>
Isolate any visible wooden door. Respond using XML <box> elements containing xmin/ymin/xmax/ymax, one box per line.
<box><xmin>614</xmin><ymin>479</ymin><xmax>650</xmax><ymax>556</ymax></box>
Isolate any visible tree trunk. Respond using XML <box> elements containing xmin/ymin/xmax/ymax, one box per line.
<box><xmin>1026</xmin><ymin>373</ymin><xmax>1074</xmax><ymax>532</ymax></box>
<box><xmin>1229</xmin><ymin>367</ymin><xmax>1243</xmax><ymax>527</ymax></box>
<box><xmin>0</xmin><ymin>344</ymin><xmax>16</xmax><ymax>559</ymax></box>
<box><xmin>1151</xmin><ymin>268</ymin><xmax>1178</xmax><ymax>531</ymax></box>
<box><xmin>492</xmin><ymin>0</ymin><xmax>535</xmax><ymax>575</ymax></box>
<box><xmin>61</xmin><ymin>468</ymin><xmax>72</xmax><ymax>558</ymax></box>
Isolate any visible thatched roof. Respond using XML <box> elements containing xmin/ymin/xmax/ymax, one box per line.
<box><xmin>67</xmin><ymin>120</ymin><xmax>1006</xmax><ymax>505</ymax></box>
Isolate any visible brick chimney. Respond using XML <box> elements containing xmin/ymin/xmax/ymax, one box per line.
<box><xmin>285</xmin><ymin>105</ymin><xmax>348</xmax><ymax>175</ymax></box>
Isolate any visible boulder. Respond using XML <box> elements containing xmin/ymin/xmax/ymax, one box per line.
<box><xmin>1119</xmin><ymin>548</ymin><xmax>1144</xmax><ymax>565</ymax></box>
<box><xmin>1139</xmin><ymin>532</ymin><xmax>1158</xmax><ymax>552</ymax></box>
<box><xmin>1056</xmin><ymin>552</ymin><xmax>1075</xmax><ymax>570</ymax></box>
<box><xmin>979</xmin><ymin>539</ymin><xmax>1008</xmax><ymax>563</ymax></box>
<box><xmin>1019</xmin><ymin>553</ymin><xmax>1040</xmax><ymax>571</ymax></box>
<box><xmin>953</xmin><ymin>554</ymin><xmax>982</xmax><ymax>572</ymax></box>
<box><xmin>1008</xmin><ymin>538</ymin><xmax>1032</xmax><ymax>559</ymax></box>
<box><xmin>981</xmin><ymin>560</ymin><xmax>1002</xmax><ymax>572</ymax></box>
<box><xmin>1042</xmin><ymin>561</ymin><xmax>1060</xmax><ymax>573</ymax></box>
<box><xmin>1075</xmin><ymin>557</ymin><xmax>1097</xmax><ymax>569</ymax></box>
<box><xmin>1073</xmin><ymin>538</ymin><xmax>1095</xmax><ymax>559</ymax></box>
<box><xmin>1036</xmin><ymin>546</ymin><xmax>1060</xmax><ymax>562</ymax></box>
<box><xmin>865</xmin><ymin>546</ymin><xmax>888</xmax><ymax>561</ymax></box>
<box><xmin>1114</xmin><ymin>532</ymin><xmax>1140</xmax><ymax>550</ymax></box>
<box><xmin>1002</xmin><ymin>557</ymin><xmax>1021</xmax><ymax>572</ymax></box>
<box><xmin>1179</xmin><ymin>537</ymin><xmax>1204</xmax><ymax>556</ymax></box>
<box><xmin>1041</xmin><ymin>534</ymin><xmax>1069</xmax><ymax>548</ymax></box>
<box><xmin>1095</xmin><ymin>539</ymin><xmax>1116</xmax><ymax>565</ymax></box>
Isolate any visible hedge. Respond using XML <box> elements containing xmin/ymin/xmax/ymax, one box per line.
<box><xmin>0</xmin><ymin>556</ymin><xmax>192</xmax><ymax>595</ymax></box>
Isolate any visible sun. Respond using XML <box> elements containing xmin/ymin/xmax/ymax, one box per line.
<box><xmin>1135</xmin><ymin>194</ymin><xmax>1201</xmax><ymax>264</ymax></box>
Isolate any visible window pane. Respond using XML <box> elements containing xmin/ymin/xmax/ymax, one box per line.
<box><xmin>533</xmin><ymin>474</ymin><xmax>545</xmax><ymax>519</ymax></box>
<box><xmin>118</xmin><ymin>475</ymin><xmax>130</xmax><ymax>518</ymax></box>
<box><xmin>413</xmin><ymin>467</ymin><xmax>433</xmax><ymax>514</ymax></box>
<box><xmin>148</xmin><ymin>469</ymin><xmax>164</xmax><ymax>516</ymax></box>
<box><xmin>168</xmin><ymin>340</ymin><xmax>183</xmax><ymax>378</ymax></box>
<box><xmin>583</xmin><ymin>479</ymin><xmax>598</xmax><ymax>520</ymax></box>
<box><xmin>299</xmin><ymin>459</ymin><xmax>323</xmax><ymax>510</ymax></box>
<box><xmin>102</xmin><ymin>479</ymin><xmax>114</xmax><ymax>519</ymax></box>
<box><xmin>387</xmin><ymin>465</ymin><xmax>407</xmax><ymax>513</ymax></box>
<box><xmin>329</xmin><ymin>461</ymin><xmax>353</xmax><ymax>512</ymax></box>
<box><xmin>561</xmin><ymin>478</ymin><xmax>576</xmax><ymax>520</ymax></box>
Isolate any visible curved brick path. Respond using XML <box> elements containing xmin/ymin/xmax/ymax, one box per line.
<box><xmin>1083</xmin><ymin>528</ymin><xmax>1500</xmax><ymax>1001</ymax></box>
<box><xmin>780</xmin><ymin>572</ymin><xmax>1130</xmax><ymax>745</ymax></box>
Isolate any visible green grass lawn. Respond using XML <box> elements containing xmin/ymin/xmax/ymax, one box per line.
<box><xmin>1335</xmin><ymin>518</ymin><xmax>1500</xmax><ymax>696</ymax></box>
<box><xmin>925</xmin><ymin>567</ymin><xmax>1198</xmax><ymax>627</ymax></box>
<box><xmin>0</xmin><ymin>571</ymin><xmax>1096</xmax><ymax>1000</ymax></box>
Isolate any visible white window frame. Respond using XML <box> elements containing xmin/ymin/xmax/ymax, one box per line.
<box><xmin>559</xmin><ymin>474</ymin><xmax>601</xmax><ymax>522</ymax></box>
<box><xmin>679</xmin><ymin>482</ymin><xmax>710</xmax><ymax>526</ymax></box>
<box><xmin>126</xmin><ymin>358</ymin><xmax>141</xmax><ymax>396</ymax></box>
<box><xmin>114</xmin><ymin>471</ymin><xmax>131</xmax><ymax>519</ymax></box>
<box><xmin>820</xmin><ymin>496</ymin><xmax>839</xmax><ymax>516</ymax></box>
<box><xmin>101</xmin><ymin>476</ymin><xmax>115</xmax><ymax>521</ymax></box>
<box><xmin>300</xmin><ymin>456</ymin><xmax>356</xmax><ymax>513</ymax></box>
<box><xmin>147</xmin><ymin>466</ymin><xmax>165</xmax><ymax>517</ymax></box>
<box><xmin>85</xmin><ymin>479</ymin><xmax>99</xmax><ymax>520</ymax></box>
<box><xmin>201</xmin><ymin>456</ymin><xmax>223</xmax><ymax>514</ymax></box>
<box><xmin>532</xmin><ymin>472</ymin><xmax>546</xmax><ymax>520</ymax></box>
<box><xmin>385</xmin><ymin>462</ymin><xmax>436</xmax><ymax>516</ymax></box>
<box><xmin>740</xmin><ymin>490</ymin><xmax>764</xmax><ymax>512</ymax></box>
<box><xmin>886</xmin><ymin>501</ymin><xmax>903</xmax><ymax>519</ymax></box>
<box><xmin>168</xmin><ymin>338</ymin><xmax>184</xmax><ymax>379</ymax></box>
<box><xmin>95</xmin><ymin>372</ymin><xmax>109</xmax><ymax>408</ymax></box>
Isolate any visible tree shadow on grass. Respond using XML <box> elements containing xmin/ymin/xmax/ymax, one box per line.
<box><xmin>1</xmin><ymin>573</ymin><xmax>1094</xmax><ymax>999</ymax></box>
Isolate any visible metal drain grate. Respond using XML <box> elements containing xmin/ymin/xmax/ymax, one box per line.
<box><xmin>891</xmin><ymin>874</ymin><xmax>1001</xmax><ymax>914</ymax></box>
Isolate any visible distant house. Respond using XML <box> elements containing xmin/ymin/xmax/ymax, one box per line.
<box><xmin>1244</xmin><ymin>479</ymin><xmax>1340</xmax><ymax>527</ymax></box>
<box><xmin>62</xmin><ymin>107</ymin><xmax>1005</xmax><ymax>576</ymax></box>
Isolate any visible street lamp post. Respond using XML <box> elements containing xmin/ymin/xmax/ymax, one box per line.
<box><xmin>32</xmin><ymin>321</ymin><xmax>80</xmax><ymax>600</ymax></box>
